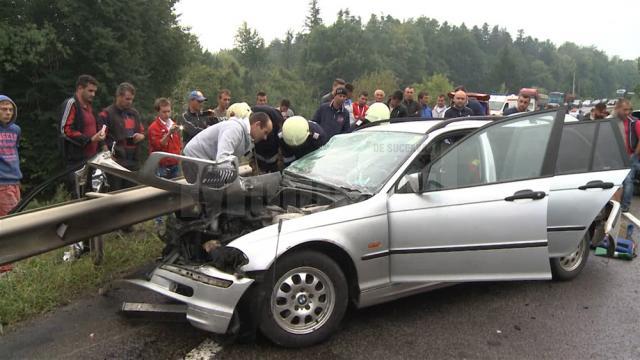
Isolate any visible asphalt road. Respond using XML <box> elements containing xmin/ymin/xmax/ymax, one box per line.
<box><xmin>2</xmin><ymin>221</ymin><xmax>640</xmax><ymax>359</ymax></box>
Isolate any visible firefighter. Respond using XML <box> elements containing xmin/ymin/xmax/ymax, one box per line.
<box><xmin>279</xmin><ymin>116</ymin><xmax>327</xmax><ymax>167</ymax></box>
<box><xmin>351</xmin><ymin>102</ymin><xmax>391</xmax><ymax>131</ymax></box>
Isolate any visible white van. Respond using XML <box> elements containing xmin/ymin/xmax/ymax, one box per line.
<box><xmin>489</xmin><ymin>95</ymin><xmax>507</xmax><ymax>116</ymax></box>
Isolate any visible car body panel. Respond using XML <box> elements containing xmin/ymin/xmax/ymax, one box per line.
<box><xmin>127</xmin><ymin>265</ymin><xmax>254</xmax><ymax>333</ymax></box>
<box><xmin>388</xmin><ymin>178</ymin><xmax>553</xmax><ymax>282</ymax></box>
<box><xmin>231</xmin><ymin>193</ymin><xmax>391</xmax><ymax>292</ymax></box>
<box><xmin>547</xmin><ymin>118</ymin><xmax>630</xmax><ymax>256</ymax></box>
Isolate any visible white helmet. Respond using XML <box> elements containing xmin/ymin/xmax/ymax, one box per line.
<box><xmin>365</xmin><ymin>103</ymin><xmax>390</xmax><ymax>122</ymax></box>
<box><xmin>282</xmin><ymin>116</ymin><xmax>310</xmax><ymax>147</ymax></box>
<box><xmin>226</xmin><ymin>102</ymin><xmax>252</xmax><ymax>119</ymax></box>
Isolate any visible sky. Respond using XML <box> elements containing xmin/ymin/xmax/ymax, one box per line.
<box><xmin>175</xmin><ymin>0</ymin><xmax>640</xmax><ymax>60</ymax></box>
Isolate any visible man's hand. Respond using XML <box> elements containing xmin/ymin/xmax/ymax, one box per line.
<box><xmin>132</xmin><ymin>133</ymin><xmax>145</xmax><ymax>143</ymax></box>
<box><xmin>91</xmin><ymin>125</ymin><xmax>106</xmax><ymax>142</ymax></box>
<box><xmin>170</xmin><ymin>124</ymin><xmax>181</xmax><ymax>133</ymax></box>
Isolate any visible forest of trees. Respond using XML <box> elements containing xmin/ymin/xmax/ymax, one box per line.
<box><xmin>1</xmin><ymin>0</ymin><xmax>639</xmax><ymax>189</ymax></box>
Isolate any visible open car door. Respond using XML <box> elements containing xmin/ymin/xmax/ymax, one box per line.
<box><xmin>387</xmin><ymin>110</ymin><xmax>563</xmax><ymax>282</ymax></box>
<box><xmin>547</xmin><ymin>118</ymin><xmax>630</xmax><ymax>257</ymax></box>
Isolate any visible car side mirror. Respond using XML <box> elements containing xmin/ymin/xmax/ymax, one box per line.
<box><xmin>404</xmin><ymin>173</ymin><xmax>423</xmax><ymax>193</ymax></box>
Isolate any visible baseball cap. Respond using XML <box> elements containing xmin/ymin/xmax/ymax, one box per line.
<box><xmin>189</xmin><ymin>90</ymin><xmax>207</xmax><ymax>102</ymax></box>
<box><xmin>335</xmin><ymin>87</ymin><xmax>348</xmax><ymax>96</ymax></box>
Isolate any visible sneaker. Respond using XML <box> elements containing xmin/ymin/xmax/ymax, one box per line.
<box><xmin>0</xmin><ymin>264</ymin><xmax>13</xmax><ymax>273</ymax></box>
<box><xmin>621</xmin><ymin>207</ymin><xmax>630</xmax><ymax>213</ymax></box>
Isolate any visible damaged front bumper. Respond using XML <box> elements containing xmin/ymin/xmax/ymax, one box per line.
<box><xmin>127</xmin><ymin>264</ymin><xmax>253</xmax><ymax>334</ymax></box>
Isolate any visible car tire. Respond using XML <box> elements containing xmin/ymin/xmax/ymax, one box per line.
<box><xmin>258</xmin><ymin>250</ymin><xmax>348</xmax><ymax>347</ymax></box>
<box><xmin>550</xmin><ymin>233</ymin><xmax>590</xmax><ymax>281</ymax></box>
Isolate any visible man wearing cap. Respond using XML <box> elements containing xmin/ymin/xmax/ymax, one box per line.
<box><xmin>182</xmin><ymin>90</ymin><xmax>214</xmax><ymax>144</ymax></box>
<box><xmin>279</xmin><ymin>116</ymin><xmax>327</xmax><ymax>167</ymax></box>
<box><xmin>351</xmin><ymin>102</ymin><xmax>390</xmax><ymax>131</ymax></box>
<box><xmin>312</xmin><ymin>87</ymin><xmax>351</xmax><ymax>140</ymax></box>
<box><xmin>321</xmin><ymin>78</ymin><xmax>346</xmax><ymax>104</ymax></box>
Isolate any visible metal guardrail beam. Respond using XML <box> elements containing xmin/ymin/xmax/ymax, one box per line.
<box><xmin>0</xmin><ymin>185</ymin><xmax>196</xmax><ymax>265</ymax></box>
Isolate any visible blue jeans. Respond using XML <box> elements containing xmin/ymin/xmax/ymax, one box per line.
<box><xmin>622</xmin><ymin>154</ymin><xmax>640</xmax><ymax>210</ymax></box>
<box><xmin>156</xmin><ymin>165</ymin><xmax>179</xmax><ymax>179</ymax></box>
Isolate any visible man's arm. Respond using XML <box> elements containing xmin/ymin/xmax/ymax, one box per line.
<box><xmin>634</xmin><ymin>122</ymin><xmax>640</xmax><ymax>156</ymax></box>
<box><xmin>132</xmin><ymin>120</ymin><xmax>145</xmax><ymax>143</ymax></box>
<box><xmin>148</xmin><ymin>124</ymin><xmax>165</xmax><ymax>151</ymax></box>
<box><xmin>311</xmin><ymin>107</ymin><xmax>322</xmax><ymax>124</ymax></box>
<box><xmin>61</xmin><ymin>101</ymin><xmax>91</xmax><ymax>146</ymax></box>
<box><xmin>216</xmin><ymin>126</ymin><xmax>242</xmax><ymax>162</ymax></box>
<box><xmin>341</xmin><ymin>110</ymin><xmax>351</xmax><ymax>133</ymax></box>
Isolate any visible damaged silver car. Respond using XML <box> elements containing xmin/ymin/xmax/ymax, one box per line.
<box><xmin>0</xmin><ymin>109</ymin><xmax>629</xmax><ymax>347</ymax></box>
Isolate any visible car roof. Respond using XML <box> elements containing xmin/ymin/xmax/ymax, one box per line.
<box><xmin>359</xmin><ymin>119</ymin><xmax>490</xmax><ymax>134</ymax></box>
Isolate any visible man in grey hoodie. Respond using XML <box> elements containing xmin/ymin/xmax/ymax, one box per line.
<box><xmin>183</xmin><ymin>105</ymin><xmax>272</xmax><ymax>163</ymax></box>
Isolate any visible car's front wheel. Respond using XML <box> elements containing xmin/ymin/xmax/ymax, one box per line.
<box><xmin>259</xmin><ymin>250</ymin><xmax>348</xmax><ymax>347</ymax></box>
<box><xmin>550</xmin><ymin>233</ymin><xmax>590</xmax><ymax>281</ymax></box>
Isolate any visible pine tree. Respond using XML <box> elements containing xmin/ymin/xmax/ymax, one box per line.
<box><xmin>304</xmin><ymin>0</ymin><xmax>322</xmax><ymax>32</ymax></box>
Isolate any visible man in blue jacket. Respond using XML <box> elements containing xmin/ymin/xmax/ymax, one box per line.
<box><xmin>312</xmin><ymin>87</ymin><xmax>350</xmax><ymax>140</ymax></box>
<box><xmin>0</xmin><ymin>95</ymin><xmax>22</xmax><ymax>272</ymax></box>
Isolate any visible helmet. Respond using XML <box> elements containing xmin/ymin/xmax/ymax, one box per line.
<box><xmin>365</xmin><ymin>103</ymin><xmax>390</xmax><ymax>122</ymax></box>
<box><xmin>282</xmin><ymin>116</ymin><xmax>310</xmax><ymax>147</ymax></box>
<box><xmin>226</xmin><ymin>102</ymin><xmax>252</xmax><ymax>119</ymax></box>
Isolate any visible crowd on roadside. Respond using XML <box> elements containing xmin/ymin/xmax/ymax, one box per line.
<box><xmin>1</xmin><ymin>74</ymin><xmax>639</xmax><ymax>270</ymax></box>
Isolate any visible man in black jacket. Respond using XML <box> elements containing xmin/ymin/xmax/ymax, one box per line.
<box><xmin>279</xmin><ymin>116</ymin><xmax>327</xmax><ymax>167</ymax></box>
<box><xmin>312</xmin><ymin>87</ymin><xmax>350</xmax><ymax>140</ymax></box>
<box><xmin>402</xmin><ymin>87</ymin><xmax>421</xmax><ymax>117</ymax></box>
<box><xmin>182</xmin><ymin>90</ymin><xmax>215</xmax><ymax>144</ymax></box>
<box><xmin>252</xmin><ymin>105</ymin><xmax>284</xmax><ymax>173</ymax></box>
<box><xmin>99</xmin><ymin>82</ymin><xmax>145</xmax><ymax>192</ymax></box>
<box><xmin>503</xmin><ymin>93</ymin><xmax>531</xmax><ymax>116</ymax></box>
<box><xmin>444</xmin><ymin>90</ymin><xmax>474</xmax><ymax>119</ymax></box>
<box><xmin>389</xmin><ymin>90</ymin><xmax>408</xmax><ymax>118</ymax></box>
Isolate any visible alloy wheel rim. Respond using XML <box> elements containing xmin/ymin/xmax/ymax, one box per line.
<box><xmin>271</xmin><ymin>266</ymin><xmax>335</xmax><ymax>335</ymax></box>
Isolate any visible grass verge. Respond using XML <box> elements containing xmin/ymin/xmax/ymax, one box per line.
<box><xmin>0</xmin><ymin>221</ymin><xmax>163</xmax><ymax>329</ymax></box>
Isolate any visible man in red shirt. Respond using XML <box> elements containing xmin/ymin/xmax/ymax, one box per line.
<box><xmin>618</xmin><ymin>98</ymin><xmax>640</xmax><ymax>212</ymax></box>
<box><xmin>59</xmin><ymin>75</ymin><xmax>106</xmax><ymax>191</ymax></box>
<box><xmin>352</xmin><ymin>91</ymin><xmax>369</xmax><ymax>122</ymax></box>
<box><xmin>148</xmin><ymin>98</ymin><xmax>182</xmax><ymax>179</ymax></box>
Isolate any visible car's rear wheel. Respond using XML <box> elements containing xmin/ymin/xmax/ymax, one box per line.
<box><xmin>259</xmin><ymin>251</ymin><xmax>348</xmax><ymax>347</ymax></box>
<box><xmin>550</xmin><ymin>233</ymin><xmax>590</xmax><ymax>281</ymax></box>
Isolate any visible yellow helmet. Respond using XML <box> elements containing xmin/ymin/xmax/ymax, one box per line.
<box><xmin>226</xmin><ymin>102</ymin><xmax>252</xmax><ymax>119</ymax></box>
<box><xmin>365</xmin><ymin>102</ymin><xmax>390</xmax><ymax>122</ymax></box>
<box><xmin>282</xmin><ymin>116</ymin><xmax>310</xmax><ymax>147</ymax></box>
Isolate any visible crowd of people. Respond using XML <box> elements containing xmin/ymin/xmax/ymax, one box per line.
<box><xmin>0</xmin><ymin>74</ymin><xmax>639</xmax><ymax>270</ymax></box>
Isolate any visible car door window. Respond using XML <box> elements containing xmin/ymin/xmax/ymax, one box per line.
<box><xmin>555</xmin><ymin>120</ymin><xmax>627</xmax><ymax>174</ymax></box>
<box><xmin>425</xmin><ymin>114</ymin><xmax>555</xmax><ymax>191</ymax></box>
<box><xmin>396</xmin><ymin>132</ymin><xmax>469</xmax><ymax>193</ymax></box>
